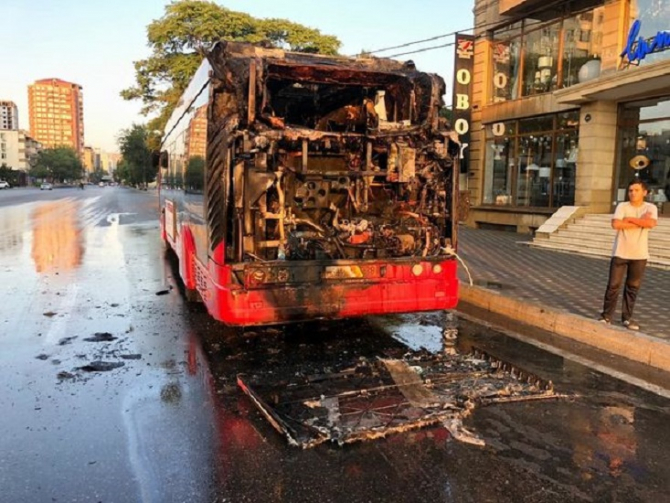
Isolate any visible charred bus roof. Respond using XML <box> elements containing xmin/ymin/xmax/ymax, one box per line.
<box><xmin>205</xmin><ymin>40</ymin><xmax>449</xmax><ymax>137</ymax></box>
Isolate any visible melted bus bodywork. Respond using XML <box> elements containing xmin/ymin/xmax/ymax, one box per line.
<box><xmin>160</xmin><ymin>41</ymin><xmax>460</xmax><ymax>326</ymax></box>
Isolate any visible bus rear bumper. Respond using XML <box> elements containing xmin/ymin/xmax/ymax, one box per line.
<box><xmin>199</xmin><ymin>261</ymin><xmax>459</xmax><ymax>326</ymax></box>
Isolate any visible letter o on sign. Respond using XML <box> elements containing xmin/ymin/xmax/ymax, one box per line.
<box><xmin>493</xmin><ymin>72</ymin><xmax>508</xmax><ymax>90</ymax></box>
<box><xmin>455</xmin><ymin>118</ymin><xmax>470</xmax><ymax>135</ymax></box>
<box><xmin>456</xmin><ymin>69</ymin><xmax>472</xmax><ymax>85</ymax></box>
<box><xmin>492</xmin><ymin>122</ymin><xmax>505</xmax><ymax>136</ymax></box>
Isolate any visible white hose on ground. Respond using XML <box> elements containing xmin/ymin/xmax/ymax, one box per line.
<box><xmin>442</xmin><ymin>246</ymin><xmax>473</xmax><ymax>286</ymax></box>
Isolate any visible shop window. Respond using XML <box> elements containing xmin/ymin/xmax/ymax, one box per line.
<box><xmin>522</xmin><ymin>21</ymin><xmax>561</xmax><ymax>97</ymax></box>
<box><xmin>617</xmin><ymin>99</ymin><xmax>670</xmax><ymax>209</ymax></box>
<box><xmin>483</xmin><ymin>121</ymin><xmax>517</xmax><ymax>205</ymax></box>
<box><xmin>553</xmin><ymin>129</ymin><xmax>578</xmax><ymax>206</ymax></box>
<box><xmin>489</xmin><ymin>4</ymin><xmax>607</xmax><ymax>103</ymax></box>
<box><xmin>517</xmin><ymin>133</ymin><xmax>554</xmax><ymax>206</ymax></box>
<box><xmin>562</xmin><ymin>9</ymin><xmax>604</xmax><ymax>88</ymax></box>
<box><xmin>484</xmin><ymin>112</ymin><xmax>579</xmax><ymax>208</ymax></box>
<box><xmin>491</xmin><ymin>23</ymin><xmax>522</xmax><ymax>102</ymax></box>
<box><xmin>519</xmin><ymin>115</ymin><xmax>554</xmax><ymax>134</ymax></box>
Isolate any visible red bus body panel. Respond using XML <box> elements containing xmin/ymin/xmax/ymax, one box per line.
<box><xmin>200</xmin><ymin>255</ymin><xmax>458</xmax><ymax>327</ymax></box>
<box><xmin>165</xmin><ymin>219</ymin><xmax>458</xmax><ymax>326</ymax></box>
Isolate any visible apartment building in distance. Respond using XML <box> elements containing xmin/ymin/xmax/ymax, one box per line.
<box><xmin>0</xmin><ymin>130</ymin><xmax>41</xmax><ymax>170</ymax></box>
<box><xmin>83</xmin><ymin>146</ymin><xmax>95</xmax><ymax>175</ymax></box>
<box><xmin>0</xmin><ymin>101</ymin><xmax>19</xmax><ymax>130</ymax></box>
<box><xmin>465</xmin><ymin>0</ymin><xmax>670</xmax><ymax>232</ymax></box>
<box><xmin>28</xmin><ymin>78</ymin><xmax>84</xmax><ymax>156</ymax></box>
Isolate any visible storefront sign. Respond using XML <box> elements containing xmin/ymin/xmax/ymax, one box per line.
<box><xmin>621</xmin><ymin>20</ymin><xmax>670</xmax><ymax>64</ymax></box>
<box><xmin>453</xmin><ymin>34</ymin><xmax>475</xmax><ymax>174</ymax></box>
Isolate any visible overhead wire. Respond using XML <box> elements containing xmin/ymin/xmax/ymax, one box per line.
<box><xmin>387</xmin><ymin>42</ymin><xmax>455</xmax><ymax>59</ymax></box>
<box><xmin>356</xmin><ymin>0</ymin><xmax>572</xmax><ymax>59</ymax></box>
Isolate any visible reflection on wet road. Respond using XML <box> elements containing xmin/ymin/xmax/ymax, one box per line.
<box><xmin>30</xmin><ymin>199</ymin><xmax>85</xmax><ymax>272</ymax></box>
<box><xmin>0</xmin><ymin>187</ymin><xmax>669</xmax><ymax>503</ymax></box>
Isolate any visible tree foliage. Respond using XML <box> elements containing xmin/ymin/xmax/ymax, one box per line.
<box><xmin>121</xmin><ymin>0</ymin><xmax>341</xmax><ymax>133</ymax></box>
<box><xmin>117</xmin><ymin>124</ymin><xmax>157</xmax><ymax>187</ymax></box>
<box><xmin>30</xmin><ymin>147</ymin><xmax>83</xmax><ymax>183</ymax></box>
<box><xmin>0</xmin><ymin>164</ymin><xmax>20</xmax><ymax>186</ymax></box>
<box><xmin>439</xmin><ymin>107</ymin><xmax>454</xmax><ymax>123</ymax></box>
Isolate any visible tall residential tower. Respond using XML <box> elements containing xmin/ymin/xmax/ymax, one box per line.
<box><xmin>0</xmin><ymin>100</ymin><xmax>19</xmax><ymax>130</ymax></box>
<box><xmin>28</xmin><ymin>78</ymin><xmax>84</xmax><ymax>155</ymax></box>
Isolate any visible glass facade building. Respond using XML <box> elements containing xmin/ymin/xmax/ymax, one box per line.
<box><xmin>469</xmin><ymin>0</ymin><xmax>670</xmax><ymax>232</ymax></box>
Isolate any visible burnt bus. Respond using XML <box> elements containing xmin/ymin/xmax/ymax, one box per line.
<box><xmin>159</xmin><ymin>41</ymin><xmax>460</xmax><ymax>326</ymax></box>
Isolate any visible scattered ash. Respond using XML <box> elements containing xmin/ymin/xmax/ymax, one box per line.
<box><xmin>84</xmin><ymin>332</ymin><xmax>117</xmax><ymax>342</ymax></box>
<box><xmin>160</xmin><ymin>382</ymin><xmax>182</xmax><ymax>403</ymax></box>
<box><xmin>78</xmin><ymin>361</ymin><xmax>125</xmax><ymax>372</ymax></box>
<box><xmin>57</xmin><ymin>371</ymin><xmax>77</xmax><ymax>381</ymax></box>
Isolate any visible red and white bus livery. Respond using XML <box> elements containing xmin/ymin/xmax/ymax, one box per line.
<box><xmin>159</xmin><ymin>41</ymin><xmax>460</xmax><ymax>326</ymax></box>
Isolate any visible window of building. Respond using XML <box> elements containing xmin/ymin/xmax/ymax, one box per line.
<box><xmin>522</xmin><ymin>20</ymin><xmax>561</xmax><ymax>96</ymax></box>
<box><xmin>489</xmin><ymin>4</ymin><xmax>605</xmax><ymax>102</ymax></box>
<box><xmin>483</xmin><ymin>111</ymin><xmax>579</xmax><ymax>208</ymax></box>
<box><xmin>617</xmin><ymin>97</ymin><xmax>670</xmax><ymax>207</ymax></box>
<box><xmin>627</xmin><ymin>0</ymin><xmax>670</xmax><ymax>65</ymax></box>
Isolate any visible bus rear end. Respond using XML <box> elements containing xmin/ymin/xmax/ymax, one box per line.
<box><xmin>161</xmin><ymin>42</ymin><xmax>460</xmax><ymax>326</ymax></box>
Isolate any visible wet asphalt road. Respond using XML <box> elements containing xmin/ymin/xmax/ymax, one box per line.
<box><xmin>1</xmin><ymin>186</ymin><xmax>669</xmax><ymax>503</ymax></box>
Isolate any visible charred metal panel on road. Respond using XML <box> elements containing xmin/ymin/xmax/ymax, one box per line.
<box><xmin>205</xmin><ymin>41</ymin><xmax>460</xmax><ymax>265</ymax></box>
<box><xmin>238</xmin><ymin>348</ymin><xmax>559</xmax><ymax>448</ymax></box>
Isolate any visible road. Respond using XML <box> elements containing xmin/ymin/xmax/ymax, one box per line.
<box><xmin>1</xmin><ymin>186</ymin><xmax>669</xmax><ymax>503</ymax></box>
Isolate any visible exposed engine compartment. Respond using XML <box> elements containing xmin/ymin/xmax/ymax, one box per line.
<box><xmin>206</xmin><ymin>42</ymin><xmax>460</xmax><ymax>263</ymax></box>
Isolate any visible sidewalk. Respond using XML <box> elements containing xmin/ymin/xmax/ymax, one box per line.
<box><xmin>456</xmin><ymin>226</ymin><xmax>670</xmax><ymax>372</ymax></box>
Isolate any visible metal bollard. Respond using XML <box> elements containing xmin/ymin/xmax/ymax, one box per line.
<box><xmin>442</xmin><ymin>310</ymin><xmax>459</xmax><ymax>355</ymax></box>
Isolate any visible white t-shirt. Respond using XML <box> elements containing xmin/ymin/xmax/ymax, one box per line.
<box><xmin>612</xmin><ymin>201</ymin><xmax>658</xmax><ymax>260</ymax></box>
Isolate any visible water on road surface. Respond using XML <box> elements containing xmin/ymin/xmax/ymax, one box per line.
<box><xmin>1</xmin><ymin>186</ymin><xmax>669</xmax><ymax>503</ymax></box>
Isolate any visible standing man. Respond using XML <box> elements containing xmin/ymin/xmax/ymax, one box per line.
<box><xmin>600</xmin><ymin>179</ymin><xmax>657</xmax><ymax>330</ymax></box>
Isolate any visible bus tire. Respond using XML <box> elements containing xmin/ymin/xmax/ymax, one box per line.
<box><xmin>184</xmin><ymin>287</ymin><xmax>202</xmax><ymax>303</ymax></box>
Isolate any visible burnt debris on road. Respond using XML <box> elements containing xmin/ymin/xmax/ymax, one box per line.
<box><xmin>238</xmin><ymin>346</ymin><xmax>561</xmax><ymax>449</ymax></box>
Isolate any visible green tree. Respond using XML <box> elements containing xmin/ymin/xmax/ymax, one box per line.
<box><xmin>117</xmin><ymin>124</ymin><xmax>157</xmax><ymax>188</ymax></box>
<box><xmin>114</xmin><ymin>159</ymin><xmax>131</xmax><ymax>184</ymax></box>
<box><xmin>30</xmin><ymin>147</ymin><xmax>83</xmax><ymax>183</ymax></box>
<box><xmin>439</xmin><ymin>107</ymin><xmax>454</xmax><ymax>123</ymax></box>
<box><xmin>0</xmin><ymin>163</ymin><xmax>20</xmax><ymax>186</ymax></box>
<box><xmin>121</xmin><ymin>0</ymin><xmax>341</xmax><ymax>134</ymax></box>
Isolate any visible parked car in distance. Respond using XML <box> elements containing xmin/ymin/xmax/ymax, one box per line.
<box><xmin>40</xmin><ymin>182</ymin><xmax>53</xmax><ymax>191</ymax></box>
<box><xmin>0</xmin><ymin>180</ymin><xmax>10</xmax><ymax>189</ymax></box>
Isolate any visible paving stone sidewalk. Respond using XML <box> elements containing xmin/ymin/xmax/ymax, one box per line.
<box><xmin>456</xmin><ymin>226</ymin><xmax>670</xmax><ymax>342</ymax></box>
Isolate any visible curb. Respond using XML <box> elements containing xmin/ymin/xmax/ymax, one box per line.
<box><xmin>459</xmin><ymin>284</ymin><xmax>670</xmax><ymax>373</ymax></box>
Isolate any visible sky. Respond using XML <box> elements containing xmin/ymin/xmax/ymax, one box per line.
<box><xmin>1</xmin><ymin>0</ymin><xmax>475</xmax><ymax>152</ymax></box>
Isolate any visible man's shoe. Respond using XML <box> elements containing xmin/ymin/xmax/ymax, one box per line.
<box><xmin>598</xmin><ymin>316</ymin><xmax>611</xmax><ymax>324</ymax></box>
<box><xmin>622</xmin><ymin>320</ymin><xmax>640</xmax><ymax>331</ymax></box>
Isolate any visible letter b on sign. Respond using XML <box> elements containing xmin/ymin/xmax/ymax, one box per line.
<box><xmin>456</xmin><ymin>94</ymin><xmax>470</xmax><ymax>110</ymax></box>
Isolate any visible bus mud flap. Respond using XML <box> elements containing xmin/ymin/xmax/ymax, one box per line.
<box><xmin>237</xmin><ymin>349</ymin><xmax>566</xmax><ymax>449</ymax></box>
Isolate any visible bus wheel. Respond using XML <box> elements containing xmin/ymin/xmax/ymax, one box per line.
<box><xmin>184</xmin><ymin>287</ymin><xmax>202</xmax><ymax>303</ymax></box>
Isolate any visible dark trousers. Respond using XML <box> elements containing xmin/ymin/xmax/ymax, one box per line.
<box><xmin>601</xmin><ymin>257</ymin><xmax>647</xmax><ymax>322</ymax></box>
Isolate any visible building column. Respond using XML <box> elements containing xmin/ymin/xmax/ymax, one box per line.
<box><xmin>575</xmin><ymin>101</ymin><xmax>618</xmax><ymax>213</ymax></box>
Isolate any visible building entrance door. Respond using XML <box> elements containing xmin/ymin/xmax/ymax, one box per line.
<box><xmin>617</xmin><ymin>98</ymin><xmax>670</xmax><ymax>214</ymax></box>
